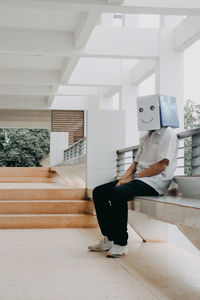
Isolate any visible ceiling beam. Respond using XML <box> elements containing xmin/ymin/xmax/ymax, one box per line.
<box><xmin>0</xmin><ymin>84</ymin><xmax>54</xmax><ymax>96</ymax></box>
<box><xmin>0</xmin><ymin>84</ymin><xmax>109</xmax><ymax>97</ymax></box>
<box><xmin>0</xmin><ymin>95</ymin><xmax>46</xmax><ymax>101</ymax></box>
<box><xmin>0</xmin><ymin>98</ymin><xmax>48</xmax><ymax>110</ymax></box>
<box><xmin>55</xmin><ymin>58</ymin><xmax>79</xmax><ymax>104</ymax></box>
<box><xmin>62</xmin><ymin>83</ymin><xmax>120</xmax><ymax>88</ymax></box>
<box><xmin>107</xmin><ymin>0</ymin><xmax>124</xmax><ymax>4</ymax></box>
<box><xmin>49</xmin><ymin>57</ymin><xmax>78</xmax><ymax>105</ymax></box>
<box><xmin>1</xmin><ymin>0</ymin><xmax>200</xmax><ymax>16</ymax></box>
<box><xmin>0</xmin><ymin>27</ymin><xmax>159</xmax><ymax>59</ymax></box>
<box><xmin>102</xmin><ymin>86</ymin><xmax>120</xmax><ymax>97</ymax></box>
<box><xmin>57</xmin><ymin>85</ymin><xmax>119</xmax><ymax>96</ymax></box>
<box><xmin>0</xmin><ymin>69</ymin><xmax>59</xmax><ymax>85</ymax></box>
<box><xmin>60</xmin><ymin>58</ymin><xmax>79</xmax><ymax>84</ymax></box>
<box><xmin>47</xmin><ymin>12</ymin><xmax>101</xmax><ymax>104</ymax></box>
<box><xmin>53</xmin><ymin>12</ymin><xmax>101</xmax><ymax>103</ymax></box>
<box><xmin>74</xmin><ymin>12</ymin><xmax>101</xmax><ymax>48</ymax></box>
<box><xmin>174</xmin><ymin>16</ymin><xmax>200</xmax><ymax>51</ymax></box>
<box><xmin>45</xmin><ymin>86</ymin><xmax>58</xmax><ymax>107</ymax></box>
<box><xmin>132</xmin><ymin>60</ymin><xmax>155</xmax><ymax>85</ymax></box>
<box><xmin>81</xmin><ymin>26</ymin><xmax>159</xmax><ymax>59</ymax></box>
<box><xmin>60</xmin><ymin>12</ymin><xmax>101</xmax><ymax>84</ymax></box>
<box><xmin>0</xmin><ymin>28</ymin><xmax>73</xmax><ymax>56</ymax></box>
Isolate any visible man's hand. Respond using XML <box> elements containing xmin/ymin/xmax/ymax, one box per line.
<box><xmin>116</xmin><ymin>175</ymin><xmax>133</xmax><ymax>187</ymax></box>
<box><xmin>116</xmin><ymin>162</ymin><xmax>137</xmax><ymax>187</ymax></box>
<box><xmin>116</xmin><ymin>159</ymin><xmax>169</xmax><ymax>187</ymax></box>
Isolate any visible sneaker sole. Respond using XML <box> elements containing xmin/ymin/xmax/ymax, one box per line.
<box><xmin>106</xmin><ymin>252</ymin><xmax>128</xmax><ymax>258</ymax></box>
<box><xmin>88</xmin><ymin>248</ymin><xmax>111</xmax><ymax>252</ymax></box>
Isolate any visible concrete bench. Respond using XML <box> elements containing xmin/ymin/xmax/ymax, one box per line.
<box><xmin>116</xmin><ymin>129</ymin><xmax>200</xmax><ymax>251</ymax></box>
<box><xmin>128</xmin><ymin>195</ymin><xmax>200</xmax><ymax>251</ymax></box>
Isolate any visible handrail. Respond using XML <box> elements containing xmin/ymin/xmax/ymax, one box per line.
<box><xmin>117</xmin><ymin>145</ymin><xmax>139</xmax><ymax>154</ymax></box>
<box><xmin>64</xmin><ymin>137</ymin><xmax>86</xmax><ymax>162</ymax></box>
<box><xmin>63</xmin><ymin>128</ymin><xmax>200</xmax><ymax>176</ymax></box>
<box><xmin>64</xmin><ymin>137</ymin><xmax>86</xmax><ymax>152</ymax></box>
<box><xmin>117</xmin><ymin>129</ymin><xmax>200</xmax><ymax>154</ymax></box>
<box><xmin>116</xmin><ymin>128</ymin><xmax>200</xmax><ymax>177</ymax></box>
<box><xmin>177</xmin><ymin>128</ymin><xmax>200</xmax><ymax>139</ymax></box>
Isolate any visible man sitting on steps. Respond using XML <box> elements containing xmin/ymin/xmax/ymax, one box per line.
<box><xmin>88</xmin><ymin>94</ymin><xmax>179</xmax><ymax>258</ymax></box>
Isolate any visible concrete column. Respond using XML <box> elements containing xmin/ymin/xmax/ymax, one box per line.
<box><xmin>120</xmin><ymin>14</ymin><xmax>139</xmax><ymax>147</ymax></box>
<box><xmin>101</xmin><ymin>13</ymin><xmax>113</xmax><ymax>26</ymax></box>
<box><xmin>158</xmin><ymin>16</ymin><xmax>186</xmax><ymax>248</ymax></box>
<box><xmin>156</xmin><ymin>16</ymin><xmax>184</xmax><ymax>129</ymax></box>
<box><xmin>160</xmin><ymin>16</ymin><xmax>186</xmax><ymax>29</ymax></box>
<box><xmin>120</xmin><ymin>60</ymin><xmax>140</xmax><ymax>147</ymax></box>
<box><xmin>86</xmin><ymin>110</ymin><xmax>125</xmax><ymax>189</ymax></box>
<box><xmin>98</xmin><ymin>96</ymin><xmax>115</xmax><ymax>110</ymax></box>
<box><xmin>123</xmin><ymin>14</ymin><xmax>139</xmax><ymax>27</ymax></box>
<box><xmin>87</xmin><ymin>96</ymin><xmax>99</xmax><ymax>110</ymax></box>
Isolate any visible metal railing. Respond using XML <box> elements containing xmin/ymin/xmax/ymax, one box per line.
<box><xmin>64</xmin><ymin>137</ymin><xmax>86</xmax><ymax>162</ymax></box>
<box><xmin>178</xmin><ymin>128</ymin><xmax>200</xmax><ymax>175</ymax></box>
<box><xmin>117</xmin><ymin>145</ymin><xmax>138</xmax><ymax>178</ymax></box>
<box><xmin>116</xmin><ymin>128</ymin><xmax>200</xmax><ymax>178</ymax></box>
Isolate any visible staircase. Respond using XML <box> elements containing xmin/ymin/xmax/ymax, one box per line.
<box><xmin>0</xmin><ymin>167</ymin><xmax>56</xmax><ymax>183</ymax></box>
<box><xmin>0</xmin><ymin>167</ymin><xmax>97</xmax><ymax>229</ymax></box>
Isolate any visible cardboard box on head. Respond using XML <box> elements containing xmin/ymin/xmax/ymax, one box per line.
<box><xmin>137</xmin><ymin>94</ymin><xmax>179</xmax><ymax>131</ymax></box>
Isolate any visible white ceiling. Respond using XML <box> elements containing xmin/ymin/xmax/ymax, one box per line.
<box><xmin>0</xmin><ymin>0</ymin><xmax>199</xmax><ymax>110</ymax></box>
<box><xmin>0</xmin><ymin>54</ymin><xmax>64</xmax><ymax>70</ymax></box>
<box><xmin>0</xmin><ymin>7</ymin><xmax>81</xmax><ymax>31</ymax></box>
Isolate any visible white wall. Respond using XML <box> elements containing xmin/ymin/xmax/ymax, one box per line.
<box><xmin>50</xmin><ymin>132</ymin><xmax>69</xmax><ymax>167</ymax></box>
<box><xmin>87</xmin><ymin>110</ymin><xmax>125</xmax><ymax>189</ymax></box>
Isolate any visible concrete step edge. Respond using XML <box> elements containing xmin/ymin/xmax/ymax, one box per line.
<box><xmin>0</xmin><ymin>214</ymin><xmax>95</xmax><ymax>217</ymax></box>
<box><xmin>0</xmin><ymin>200</ymin><xmax>91</xmax><ymax>203</ymax></box>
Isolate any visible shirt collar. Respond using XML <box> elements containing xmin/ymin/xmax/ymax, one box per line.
<box><xmin>155</xmin><ymin>127</ymin><xmax>167</xmax><ymax>135</ymax></box>
<box><xmin>147</xmin><ymin>127</ymin><xmax>168</xmax><ymax>136</ymax></box>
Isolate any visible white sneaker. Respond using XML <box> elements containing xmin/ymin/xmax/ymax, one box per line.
<box><xmin>106</xmin><ymin>244</ymin><xmax>128</xmax><ymax>258</ymax></box>
<box><xmin>88</xmin><ymin>237</ymin><xmax>113</xmax><ymax>252</ymax></box>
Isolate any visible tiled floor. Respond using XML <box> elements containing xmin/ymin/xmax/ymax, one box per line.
<box><xmin>0</xmin><ymin>227</ymin><xmax>200</xmax><ymax>300</ymax></box>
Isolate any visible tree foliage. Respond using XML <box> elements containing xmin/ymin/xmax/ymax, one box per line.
<box><xmin>184</xmin><ymin>99</ymin><xmax>200</xmax><ymax>175</ymax></box>
<box><xmin>184</xmin><ymin>99</ymin><xmax>200</xmax><ymax>129</ymax></box>
<box><xmin>0</xmin><ymin>128</ymin><xmax>50</xmax><ymax>167</ymax></box>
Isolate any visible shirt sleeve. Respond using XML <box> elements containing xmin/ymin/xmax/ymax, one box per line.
<box><xmin>157</xmin><ymin>130</ymin><xmax>178</xmax><ymax>163</ymax></box>
<box><xmin>134</xmin><ymin>133</ymin><xmax>149</xmax><ymax>163</ymax></box>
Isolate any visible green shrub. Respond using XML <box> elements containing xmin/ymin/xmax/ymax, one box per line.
<box><xmin>184</xmin><ymin>100</ymin><xmax>200</xmax><ymax>175</ymax></box>
<box><xmin>0</xmin><ymin>128</ymin><xmax>50</xmax><ymax>167</ymax></box>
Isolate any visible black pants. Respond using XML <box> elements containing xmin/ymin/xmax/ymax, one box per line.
<box><xmin>92</xmin><ymin>179</ymin><xmax>159</xmax><ymax>246</ymax></box>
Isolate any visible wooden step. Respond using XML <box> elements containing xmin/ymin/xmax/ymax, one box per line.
<box><xmin>0</xmin><ymin>214</ymin><xmax>98</xmax><ymax>229</ymax></box>
<box><xmin>0</xmin><ymin>181</ymin><xmax>93</xmax><ymax>229</ymax></box>
<box><xmin>0</xmin><ymin>188</ymin><xmax>87</xmax><ymax>200</ymax></box>
<box><xmin>0</xmin><ymin>167</ymin><xmax>53</xmax><ymax>177</ymax></box>
<box><xmin>0</xmin><ymin>200</ymin><xmax>94</xmax><ymax>215</ymax></box>
<box><xmin>0</xmin><ymin>177</ymin><xmax>53</xmax><ymax>183</ymax></box>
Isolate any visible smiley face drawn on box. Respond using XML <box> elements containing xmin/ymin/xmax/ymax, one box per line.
<box><xmin>137</xmin><ymin>95</ymin><xmax>160</xmax><ymax>131</ymax></box>
<box><xmin>137</xmin><ymin>94</ymin><xmax>179</xmax><ymax>131</ymax></box>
